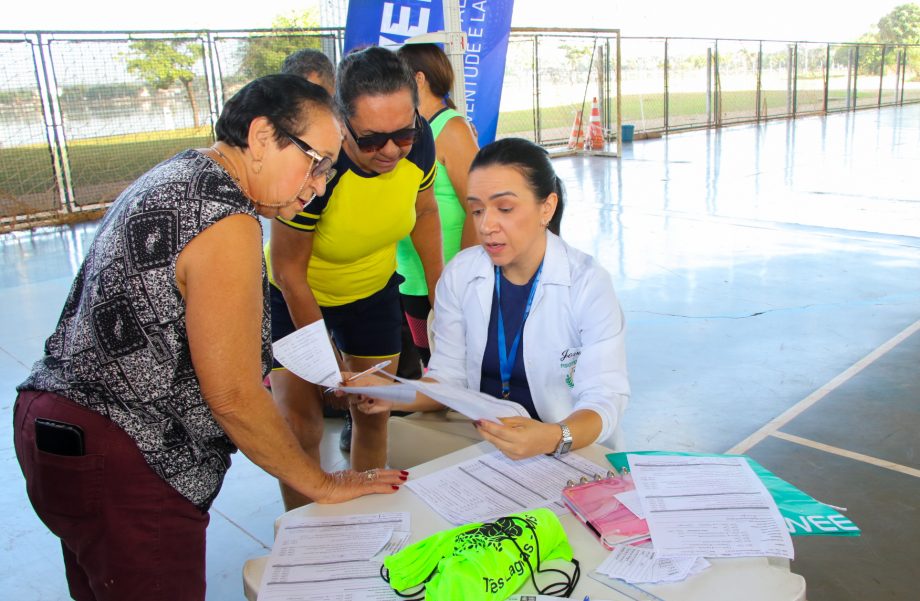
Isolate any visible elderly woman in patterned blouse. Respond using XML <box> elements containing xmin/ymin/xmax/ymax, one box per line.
<box><xmin>12</xmin><ymin>74</ymin><xmax>406</xmax><ymax>601</ymax></box>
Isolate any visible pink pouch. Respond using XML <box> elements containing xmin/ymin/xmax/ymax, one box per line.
<box><xmin>561</xmin><ymin>475</ymin><xmax>650</xmax><ymax>549</ymax></box>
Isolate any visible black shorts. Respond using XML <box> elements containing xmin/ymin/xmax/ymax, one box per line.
<box><xmin>270</xmin><ymin>273</ymin><xmax>403</xmax><ymax>368</ymax></box>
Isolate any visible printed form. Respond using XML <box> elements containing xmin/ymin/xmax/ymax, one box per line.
<box><xmin>257</xmin><ymin>512</ymin><xmax>410</xmax><ymax>601</ymax></box>
<box><xmin>407</xmin><ymin>450</ymin><xmax>611</xmax><ymax>525</ymax></box>
<box><xmin>271</xmin><ymin>320</ymin><xmax>341</xmax><ymax>387</ymax></box>
<box><xmin>627</xmin><ymin>455</ymin><xmax>795</xmax><ymax>559</ymax></box>
<box><xmin>341</xmin><ymin>376</ymin><xmax>530</xmax><ymax>424</ymax></box>
<box><xmin>596</xmin><ymin>543</ymin><xmax>710</xmax><ymax>584</ymax></box>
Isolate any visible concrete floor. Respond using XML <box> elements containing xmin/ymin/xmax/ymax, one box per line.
<box><xmin>2</xmin><ymin>105</ymin><xmax>918</xmax><ymax>600</ymax></box>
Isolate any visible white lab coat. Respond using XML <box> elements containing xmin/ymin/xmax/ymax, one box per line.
<box><xmin>427</xmin><ymin>232</ymin><xmax>630</xmax><ymax>450</ymax></box>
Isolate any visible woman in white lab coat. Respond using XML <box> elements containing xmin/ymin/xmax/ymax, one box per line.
<box><xmin>353</xmin><ymin>137</ymin><xmax>630</xmax><ymax>459</ymax></box>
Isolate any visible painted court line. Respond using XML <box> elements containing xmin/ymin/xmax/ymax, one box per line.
<box><xmin>769</xmin><ymin>431</ymin><xmax>920</xmax><ymax>479</ymax></box>
<box><xmin>727</xmin><ymin>317</ymin><xmax>920</xmax><ymax>455</ymax></box>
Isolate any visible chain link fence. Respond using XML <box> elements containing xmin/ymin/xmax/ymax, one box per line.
<box><xmin>2</xmin><ymin>28</ymin><xmax>918</xmax><ymax>232</ymax></box>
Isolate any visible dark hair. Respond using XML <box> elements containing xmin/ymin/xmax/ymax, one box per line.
<box><xmin>281</xmin><ymin>48</ymin><xmax>335</xmax><ymax>89</ymax></box>
<box><xmin>335</xmin><ymin>46</ymin><xmax>418</xmax><ymax>119</ymax></box>
<box><xmin>215</xmin><ymin>74</ymin><xmax>333</xmax><ymax>148</ymax></box>
<box><xmin>470</xmin><ymin>138</ymin><xmax>565</xmax><ymax>235</ymax></box>
<box><xmin>397</xmin><ymin>43</ymin><xmax>456</xmax><ymax>110</ymax></box>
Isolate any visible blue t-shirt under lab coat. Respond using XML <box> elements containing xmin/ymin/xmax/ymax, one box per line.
<box><xmin>480</xmin><ymin>270</ymin><xmax>540</xmax><ymax>420</ymax></box>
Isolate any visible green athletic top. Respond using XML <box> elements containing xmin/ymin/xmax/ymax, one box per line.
<box><xmin>396</xmin><ymin>107</ymin><xmax>468</xmax><ymax>296</ymax></box>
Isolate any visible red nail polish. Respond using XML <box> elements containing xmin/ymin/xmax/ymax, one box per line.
<box><xmin>399</xmin><ymin>475</ymin><xmax>408</xmax><ymax>481</ymax></box>
<box><xmin>400</xmin><ymin>470</ymin><xmax>409</xmax><ymax>475</ymax></box>
<box><xmin>392</xmin><ymin>485</ymin><xmax>400</xmax><ymax>490</ymax></box>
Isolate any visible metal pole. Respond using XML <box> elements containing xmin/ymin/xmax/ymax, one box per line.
<box><xmin>792</xmin><ymin>43</ymin><xmax>798</xmax><ymax>116</ymax></box>
<box><xmin>845</xmin><ymin>47</ymin><xmax>853</xmax><ymax>109</ymax></box>
<box><xmin>852</xmin><ymin>45</ymin><xmax>860</xmax><ymax>110</ymax></box>
<box><xmin>39</xmin><ymin>33</ymin><xmax>75</xmax><ymax>212</ymax></box>
<box><xmin>663</xmin><ymin>38</ymin><xmax>670</xmax><ymax>134</ymax></box>
<box><xmin>714</xmin><ymin>40</ymin><xmax>720</xmax><ymax>126</ymax></box>
<box><xmin>202</xmin><ymin>33</ymin><xmax>220</xmax><ymax>135</ymax></box>
<box><xmin>878</xmin><ymin>45</ymin><xmax>886</xmax><ymax>106</ymax></box>
<box><xmin>756</xmin><ymin>41</ymin><xmax>763</xmax><ymax>121</ymax></box>
<box><xmin>596</xmin><ymin>43</ymin><xmax>606</xmax><ymax>140</ymax></box>
<box><xmin>605</xmin><ymin>37</ymin><xmax>612</xmax><ymax>129</ymax></box>
<box><xmin>823</xmin><ymin>44</ymin><xmax>830</xmax><ymax>113</ymax></box>
<box><xmin>786</xmin><ymin>45</ymin><xmax>793</xmax><ymax>115</ymax></box>
<box><xmin>533</xmin><ymin>36</ymin><xmax>541</xmax><ymax>144</ymax></box>
<box><xmin>616</xmin><ymin>31</ymin><xmax>622</xmax><ymax>158</ymax></box>
<box><xmin>30</xmin><ymin>32</ymin><xmax>70</xmax><ymax>215</ymax></box>
<box><xmin>706</xmin><ymin>47</ymin><xmax>712</xmax><ymax>125</ymax></box>
<box><xmin>441</xmin><ymin>0</ymin><xmax>468</xmax><ymax>119</ymax></box>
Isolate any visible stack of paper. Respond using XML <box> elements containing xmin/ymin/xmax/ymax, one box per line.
<box><xmin>627</xmin><ymin>455</ymin><xmax>795</xmax><ymax>559</ymax></box>
<box><xmin>407</xmin><ymin>450</ymin><xmax>612</xmax><ymax>525</ymax></box>
<box><xmin>257</xmin><ymin>513</ymin><xmax>410</xmax><ymax>601</ymax></box>
<box><xmin>596</xmin><ymin>544</ymin><xmax>710</xmax><ymax>584</ymax></box>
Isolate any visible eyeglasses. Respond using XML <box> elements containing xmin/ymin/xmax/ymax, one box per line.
<box><xmin>343</xmin><ymin>111</ymin><xmax>420</xmax><ymax>153</ymax></box>
<box><xmin>276</xmin><ymin>127</ymin><xmax>337</xmax><ymax>184</ymax></box>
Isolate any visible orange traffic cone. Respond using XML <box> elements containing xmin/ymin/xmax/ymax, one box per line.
<box><xmin>586</xmin><ymin>97</ymin><xmax>604</xmax><ymax>150</ymax></box>
<box><xmin>567</xmin><ymin>110</ymin><xmax>584</xmax><ymax>150</ymax></box>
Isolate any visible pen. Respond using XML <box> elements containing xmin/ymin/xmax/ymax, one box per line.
<box><xmin>583</xmin><ymin>595</ymin><xmax>590</xmax><ymax>601</ymax></box>
<box><xmin>325</xmin><ymin>359</ymin><xmax>392</xmax><ymax>392</ymax></box>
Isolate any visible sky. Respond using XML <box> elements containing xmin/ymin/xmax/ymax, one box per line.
<box><xmin>2</xmin><ymin>0</ymin><xmax>911</xmax><ymax>43</ymax></box>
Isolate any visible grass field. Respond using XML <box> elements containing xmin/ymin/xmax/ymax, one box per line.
<box><xmin>0</xmin><ymin>89</ymin><xmax>894</xmax><ymax>202</ymax></box>
<box><xmin>0</xmin><ymin>127</ymin><xmax>213</xmax><ymax>201</ymax></box>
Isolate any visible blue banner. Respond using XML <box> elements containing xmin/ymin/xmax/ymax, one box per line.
<box><xmin>344</xmin><ymin>0</ymin><xmax>515</xmax><ymax>145</ymax></box>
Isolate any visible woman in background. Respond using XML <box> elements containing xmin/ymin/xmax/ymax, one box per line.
<box><xmin>396</xmin><ymin>43</ymin><xmax>479</xmax><ymax>367</ymax></box>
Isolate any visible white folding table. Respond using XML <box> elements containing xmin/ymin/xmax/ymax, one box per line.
<box><xmin>243</xmin><ymin>442</ymin><xmax>806</xmax><ymax>601</ymax></box>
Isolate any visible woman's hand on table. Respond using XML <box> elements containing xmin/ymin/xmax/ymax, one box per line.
<box><xmin>313</xmin><ymin>468</ymin><xmax>409</xmax><ymax>504</ymax></box>
<box><xmin>474</xmin><ymin>416</ymin><xmax>562</xmax><ymax>460</ymax></box>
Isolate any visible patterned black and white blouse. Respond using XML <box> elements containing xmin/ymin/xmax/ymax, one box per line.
<box><xmin>19</xmin><ymin>149</ymin><xmax>272</xmax><ymax>510</ymax></box>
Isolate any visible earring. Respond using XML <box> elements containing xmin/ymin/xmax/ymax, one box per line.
<box><xmin>252</xmin><ymin>159</ymin><xmax>263</xmax><ymax>174</ymax></box>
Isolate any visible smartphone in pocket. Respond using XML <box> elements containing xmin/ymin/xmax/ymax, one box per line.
<box><xmin>34</xmin><ymin>418</ymin><xmax>85</xmax><ymax>456</ymax></box>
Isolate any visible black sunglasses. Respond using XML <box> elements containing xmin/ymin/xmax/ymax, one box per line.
<box><xmin>276</xmin><ymin>126</ymin><xmax>337</xmax><ymax>184</ymax></box>
<box><xmin>343</xmin><ymin>110</ymin><xmax>420</xmax><ymax>153</ymax></box>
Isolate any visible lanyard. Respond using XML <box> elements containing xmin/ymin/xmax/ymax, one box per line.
<box><xmin>495</xmin><ymin>262</ymin><xmax>543</xmax><ymax>399</ymax></box>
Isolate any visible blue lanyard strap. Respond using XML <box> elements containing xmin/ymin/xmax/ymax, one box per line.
<box><xmin>495</xmin><ymin>263</ymin><xmax>543</xmax><ymax>399</ymax></box>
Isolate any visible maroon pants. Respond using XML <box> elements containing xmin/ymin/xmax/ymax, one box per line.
<box><xmin>13</xmin><ymin>390</ymin><xmax>209</xmax><ymax>601</ymax></box>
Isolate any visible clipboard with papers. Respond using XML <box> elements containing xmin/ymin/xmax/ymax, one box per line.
<box><xmin>561</xmin><ymin>472</ymin><xmax>651</xmax><ymax>550</ymax></box>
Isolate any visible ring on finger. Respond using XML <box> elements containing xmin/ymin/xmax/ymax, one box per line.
<box><xmin>365</xmin><ymin>469</ymin><xmax>378</xmax><ymax>482</ymax></box>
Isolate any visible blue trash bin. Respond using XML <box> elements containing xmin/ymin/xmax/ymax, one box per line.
<box><xmin>621</xmin><ymin>124</ymin><xmax>635</xmax><ymax>142</ymax></box>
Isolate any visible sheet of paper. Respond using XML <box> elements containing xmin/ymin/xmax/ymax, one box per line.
<box><xmin>269</xmin><ymin>518</ymin><xmax>394</xmax><ymax>564</ymax></box>
<box><xmin>614</xmin><ymin>489</ymin><xmax>646</xmax><ymax>519</ymax></box>
<box><xmin>371</xmin><ymin>530</ymin><xmax>412</xmax><ymax>562</ymax></box>
<box><xmin>627</xmin><ymin>455</ymin><xmax>794</xmax><ymax>559</ymax></box>
<box><xmin>257</xmin><ymin>513</ymin><xmax>409</xmax><ymax>601</ymax></box>
<box><xmin>394</xmin><ymin>376</ymin><xmax>530</xmax><ymax>423</ymax></box>
<box><xmin>406</xmin><ymin>450</ymin><xmax>611</xmax><ymax>524</ymax></box>
<box><xmin>271</xmin><ymin>320</ymin><xmax>340</xmax><ymax>387</ymax></box>
<box><xmin>332</xmin><ymin>382</ymin><xmax>418</xmax><ymax>405</ymax></box>
<box><xmin>258</xmin><ymin>561</ymin><xmax>398</xmax><ymax>601</ymax></box>
<box><xmin>597</xmin><ymin>544</ymin><xmax>704</xmax><ymax>584</ymax></box>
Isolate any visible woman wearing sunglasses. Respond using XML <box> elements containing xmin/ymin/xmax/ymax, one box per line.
<box><xmin>13</xmin><ymin>75</ymin><xmax>406</xmax><ymax>601</ymax></box>
<box><xmin>267</xmin><ymin>46</ymin><xmax>442</xmax><ymax>510</ymax></box>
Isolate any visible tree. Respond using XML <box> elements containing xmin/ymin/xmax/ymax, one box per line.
<box><xmin>877</xmin><ymin>3</ymin><xmax>920</xmax><ymax>44</ymax></box>
<box><xmin>847</xmin><ymin>3</ymin><xmax>920</xmax><ymax>75</ymax></box>
<box><xmin>127</xmin><ymin>39</ymin><xmax>204</xmax><ymax>128</ymax></box>
<box><xmin>238</xmin><ymin>9</ymin><xmax>326</xmax><ymax>80</ymax></box>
